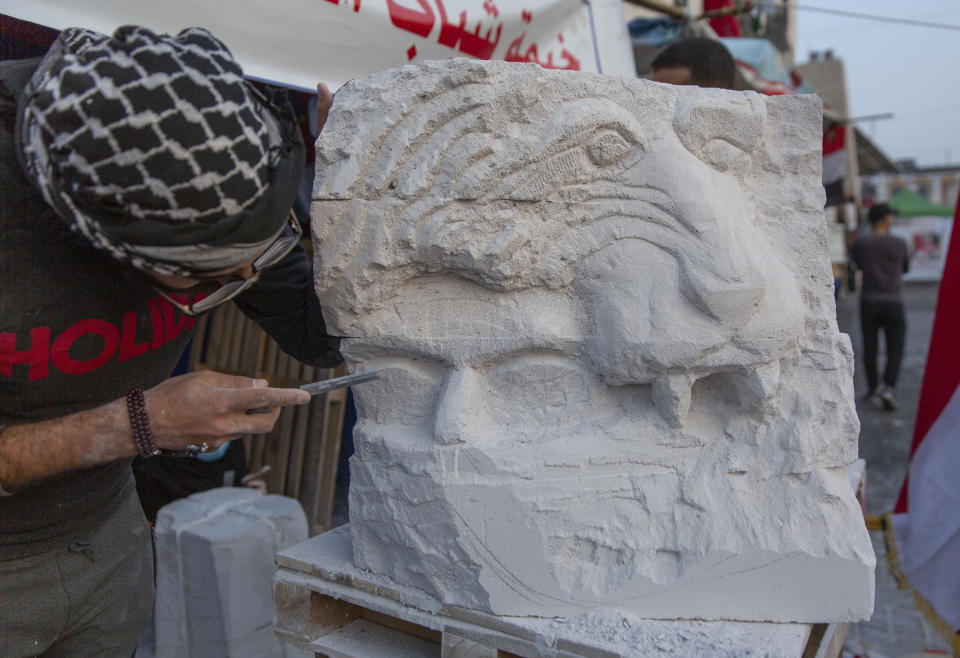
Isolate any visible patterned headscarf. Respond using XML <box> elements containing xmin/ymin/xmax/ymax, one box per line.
<box><xmin>16</xmin><ymin>25</ymin><xmax>304</xmax><ymax>276</ymax></box>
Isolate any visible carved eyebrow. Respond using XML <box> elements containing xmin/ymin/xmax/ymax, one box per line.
<box><xmin>484</xmin><ymin>351</ymin><xmax>589</xmax><ymax>378</ymax></box>
<box><xmin>343</xmin><ymin>336</ymin><xmax>584</xmax><ymax>368</ymax></box>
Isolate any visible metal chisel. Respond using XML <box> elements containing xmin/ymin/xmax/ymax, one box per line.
<box><xmin>246</xmin><ymin>369</ymin><xmax>381</xmax><ymax>414</ymax></box>
<box><xmin>299</xmin><ymin>369</ymin><xmax>381</xmax><ymax>395</ymax></box>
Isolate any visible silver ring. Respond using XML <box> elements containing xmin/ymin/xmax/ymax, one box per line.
<box><xmin>185</xmin><ymin>442</ymin><xmax>209</xmax><ymax>455</ymax></box>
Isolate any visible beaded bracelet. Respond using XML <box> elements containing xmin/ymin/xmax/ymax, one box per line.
<box><xmin>126</xmin><ymin>389</ymin><xmax>208</xmax><ymax>458</ymax></box>
<box><xmin>126</xmin><ymin>388</ymin><xmax>160</xmax><ymax>457</ymax></box>
<box><xmin>0</xmin><ymin>427</ymin><xmax>10</xmax><ymax>495</ymax></box>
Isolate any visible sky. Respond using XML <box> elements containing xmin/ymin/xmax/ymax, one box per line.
<box><xmin>794</xmin><ymin>0</ymin><xmax>960</xmax><ymax>168</ymax></box>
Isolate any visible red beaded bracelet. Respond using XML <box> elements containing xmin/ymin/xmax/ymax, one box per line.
<box><xmin>126</xmin><ymin>388</ymin><xmax>160</xmax><ymax>457</ymax></box>
<box><xmin>125</xmin><ymin>389</ymin><xmax>208</xmax><ymax>458</ymax></box>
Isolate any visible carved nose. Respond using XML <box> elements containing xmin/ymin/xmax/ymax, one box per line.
<box><xmin>692</xmin><ymin>276</ymin><xmax>766</xmax><ymax>326</ymax></box>
<box><xmin>434</xmin><ymin>369</ymin><xmax>482</xmax><ymax>445</ymax></box>
<box><xmin>684</xmin><ymin>239</ymin><xmax>766</xmax><ymax>326</ymax></box>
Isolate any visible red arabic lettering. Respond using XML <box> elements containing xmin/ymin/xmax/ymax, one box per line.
<box><xmin>387</xmin><ymin>0</ymin><xmax>435</xmax><ymax>38</ymax></box>
<box><xmin>505</xmin><ymin>31</ymin><xmax>581</xmax><ymax>71</ymax></box>
<box><xmin>388</xmin><ymin>0</ymin><xmax>505</xmax><ymax>61</ymax></box>
<box><xmin>554</xmin><ymin>50</ymin><xmax>581</xmax><ymax>71</ymax></box>
<box><xmin>435</xmin><ymin>0</ymin><xmax>502</xmax><ymax>59</ymax></box>
<box><xmin>521</xmin><ymin>9</ymin><xmax>532</xmax><ymax>23</ymax></box>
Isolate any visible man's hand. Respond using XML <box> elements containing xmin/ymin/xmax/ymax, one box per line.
<box><xmin>144</xmin><ymin>371</ymin><xmax>310</xmax><ymax>453</ymax></box>
<box><xmin>0</xmin><ymin>371</ymin><xmax>310</xmax><ymax>492</ymax></box>
<box><xmin>317</xmin><ymin>83</ymin><xmax>334</xmax><ymax>135</ymax></box>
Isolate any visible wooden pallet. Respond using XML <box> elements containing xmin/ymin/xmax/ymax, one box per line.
<box><xmin>188</xmin><ymin>302</ymin><xmax>349</xmax><ymax>535</ymax></box>
<box><xmin>274</xmin><ymin>526</ymin><xmax>844</xmax><ymax>658</ymax></box>
<box><xmin>274</xmin><ymin>565</ymin><xmax>577</xmax><ymax>657</ymax></box>
<box><xmin>275</xmin><ymin>582</ymin><xmax>526</xmax><ymax>658</ymax></box>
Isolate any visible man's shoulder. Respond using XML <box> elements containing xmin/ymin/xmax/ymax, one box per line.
<box><xmin>853</xmin><ymin>233</ymin><xmax>904</xmax><ymax>249</ymax></box>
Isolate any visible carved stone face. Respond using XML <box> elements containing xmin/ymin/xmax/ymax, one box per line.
<box><xmin>312</xmin><ymin>60</ymin><xmax>874</xmax><ymax>622</ymax></box>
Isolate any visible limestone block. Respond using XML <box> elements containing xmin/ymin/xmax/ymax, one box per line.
<box><xmin>154</xmin><ymin>488</ymin><xmax>310</xmax><ymax>658</ymax></box>
<box><xmin>311</xmin><ymin>59</ymin><xmax>875</xmax><ymax>622</ymax></box>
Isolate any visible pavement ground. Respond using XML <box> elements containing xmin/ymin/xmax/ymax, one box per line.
<box><xmin>836</xmin><ymin>282</ymin><xmax>954</xmax><ymax>658</ymax></box>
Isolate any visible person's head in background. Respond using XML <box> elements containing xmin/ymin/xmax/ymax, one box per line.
<box><xmin>650</xmin><ymin>37</ymin><xmax>736</xmax><ymax>90</ymax></box>
<box><xmin>867</xmin><ymin>203</ymin><xmax>897</xmax><ymax>234</ymax></box>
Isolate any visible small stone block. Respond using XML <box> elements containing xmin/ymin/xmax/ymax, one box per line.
<box><xmin>154</xmin><ymin>488</ymin><xmax>308</xmax><ymax>658</ymax></box>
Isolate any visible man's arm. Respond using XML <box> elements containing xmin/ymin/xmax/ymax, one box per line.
<box><xmin>235</xmin><ymin>242</ymin><xmax>343</xmax><ymax>368</ymax></box>
<box><xmin>0</xmin><ymin>371</ymin><xmax>310</xmax><ymax>492</ymax></box>
<box><xmin>233</xmin><ymin>81</ymin><xmax>343</xmax><ymax>368</ymax></box>
<box><xmin>0</xmin><ymin>398</ymin><xmax>131</xmax><ymax>492</ymax></box>
<box><xmin>848</xmin><ymin>240</ymin><xmax>861</xmax><ymax>270</ymax></box>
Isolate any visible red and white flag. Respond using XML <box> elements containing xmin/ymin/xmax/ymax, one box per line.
<box><xmin>704</xmin><ymin>0</ymin><xmax>742</xmax><ymax>38</ymax></box>
<box><xmin>891</xmin><ymin>195</ymin><xmax>960</xmax><ymax>632</ymax></box>
<box><xmin>822</xmin><ymin>122</ymin><xmax>845</xmax><ymax>207</ymax></box>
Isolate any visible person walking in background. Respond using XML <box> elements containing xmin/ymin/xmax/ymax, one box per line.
<box><xmin>851</xmin><ymin>203</ymin><xmax>911</xmax><ymax>410</ymax></box>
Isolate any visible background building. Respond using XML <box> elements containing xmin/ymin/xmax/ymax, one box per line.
<box><xmin>863</xmin><ymin>161</ymin><xmax>960</xmax><ymax>209</ymax></box>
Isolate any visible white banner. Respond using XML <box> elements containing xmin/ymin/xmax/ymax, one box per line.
<box><xmin>890</xmin><ymin>216</ymin><xmax>953</xmax><ymax>282</ymax></box>
<box><xmin>1</xmin><ymin>0</ymin><xmax>635</xmax><ymax>91</ymax></box>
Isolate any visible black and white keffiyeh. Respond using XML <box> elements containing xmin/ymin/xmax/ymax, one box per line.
<box><xmin>16</xmin><ymin>25</ymin><xmax>303</xmax><ymax>276</ymax></box>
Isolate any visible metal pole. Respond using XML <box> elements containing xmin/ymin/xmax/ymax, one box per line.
<box><xmin>622</xmin><ymin>0</ymin><xmax>688</xmax><ymax>20</ymax></box>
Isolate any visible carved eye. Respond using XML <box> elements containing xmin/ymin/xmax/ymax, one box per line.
<box><xmin>673</xmin><ymin>96</ymin><xmax>766</xmax><ymax>172</ymax></box>
<box><xmin>346</xmin><ymin>356</ymin><xmax>444</xmax><ymax>426</ymax></box>
<box><xmin>701</xmin><ymin>138</ymin><xmax>747</xmax><ymax>171</ymax></box>
<box><xmin>586</xmin><ymin>130</ymin><xmax>633</xmax><ymax>167</ymax></box>
<box><xmin>489</xmin><ymin>99</ymin><xmax>646</xmax><ymax>200</ymax></box>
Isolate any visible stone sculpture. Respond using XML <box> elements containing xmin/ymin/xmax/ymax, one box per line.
<box><xmin>310</xmin><ymin>59</ymin><xmax>875</xmax><ymax>622</ymax></box>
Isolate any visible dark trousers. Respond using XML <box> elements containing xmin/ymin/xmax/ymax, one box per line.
<box><xmin>860</xmin><ymin>299</ymin><xmax>906</xmax><ymax>391</ymax></box>
<box><xmin>0</xmin><ymin>488</ymin><xmax>154</xmax><ymax>657</ymax></box>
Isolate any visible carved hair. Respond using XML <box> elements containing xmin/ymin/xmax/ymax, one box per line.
<box><xmin>311</xmin><ymin>61</ymin><xmax>769</xmax><ymax>323</ymax></box>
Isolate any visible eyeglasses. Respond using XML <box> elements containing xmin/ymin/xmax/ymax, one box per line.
<box><xmin>156</xmin><ymin>210</ymin><xmax>302</xmax><ymax>317</ymax></box>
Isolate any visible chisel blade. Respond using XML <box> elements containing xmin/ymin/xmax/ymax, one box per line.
<box><xmin>300</xmin><ymin>369</ymin><xmax>382</xmax><ymax>395</ymax></box>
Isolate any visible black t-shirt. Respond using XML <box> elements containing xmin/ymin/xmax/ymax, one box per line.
<box><xmin>0</xmin><ymin>58</ymin><xmax>341</xmax><ymax>558</ymax></box>
<box><xmin>850</xmin><ymin>233</ymin><xmax>910</xmax><ymax>302</ymax></box>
